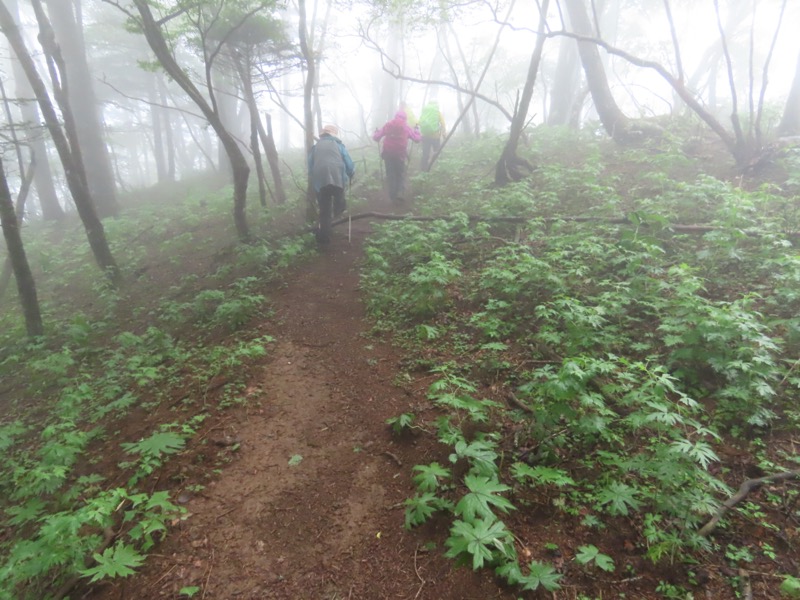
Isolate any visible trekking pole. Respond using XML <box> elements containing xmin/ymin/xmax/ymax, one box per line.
<box><xmin>348</xmin><ymin>175</ymin><xmax>353</xmax><ymax>243</ymax></box>
<box><xmin>377</xmin><ymin>142</ymin><xmax>384</xmax><ymax>187</ymax></box>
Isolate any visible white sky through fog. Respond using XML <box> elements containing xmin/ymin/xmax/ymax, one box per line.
<box><xmin>293</xmin><ymin>0</ymin><xmax>800</xmax><ymax>147</ymax></box>
<box><xmin>2</xmin><ymin>0</ymin><xmax>799</xmax><ymax>190</ymax></box>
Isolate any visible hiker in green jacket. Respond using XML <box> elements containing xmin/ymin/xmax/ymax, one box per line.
<box><xmin>418</xmin><ymin>101</ymin><xmax>446</xmax><ymax>172</ymax></box>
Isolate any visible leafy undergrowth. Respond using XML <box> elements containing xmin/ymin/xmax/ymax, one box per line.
<box><xmin>2</xmin><ymin>124</ymin><xmax>800</xmax><ymax>599</ymax></box>
<box><xmin>0</xmin><ymin>172</ymin><xmax>328</xmax><ymax>599</ymax></box>
<box><xmin>365</xmin><ymin>125</ymin><xmax>800</xmax><ymax>598</ymax></box>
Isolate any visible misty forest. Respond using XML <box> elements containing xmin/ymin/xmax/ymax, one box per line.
<box><xmin>1</xmin><ymin>0</ymin><xmax>800</xmax><ymax>598</ymax></box>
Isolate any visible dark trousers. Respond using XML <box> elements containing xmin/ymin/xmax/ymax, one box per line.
<box><xmin>384</xmin><ymin>155</ymin><xmax>406</xmax><ymax>202</ymax></box>
<box><xmin>421</xmin><ymin>137</ymin><xmax>440</xmax><ymax>171</ymax></box>
<box><xmin>317</xmin><ymin>184</ymin><xmax>345</xmax><ymax>243</ymax></box>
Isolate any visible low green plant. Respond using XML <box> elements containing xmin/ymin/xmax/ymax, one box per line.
<box><xmin>781</xmin><ymin>575</ymin><xmax>800</xmax><ymax>598</ymax></box>
<box><xmin>386</xmin><ymin>413</ymin><xmax>416</xmax><ymax>435</ymax></box>
<box><xmin>575</xmin><ymin>545</ymin><xmax>615</xmax><ymax>572</ymax></box>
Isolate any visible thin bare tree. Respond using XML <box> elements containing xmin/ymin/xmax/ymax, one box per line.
<box><xmin>0</xmin><ymin>157</ymin><xmax>42</xmax><ymax>337</ymax></box>
<box><xmin>298</xmin><ymin>0</ymin><xmax>316</xmax><ymax>220</ymax></box>
<box><xmin>106</xmin><ymin>0</ymin><xmax>255</xmax><ymax>240</ymax></box>
<box><xmin>496</xmin><ymin>0</ymin><xmax>550</xmax><ymax>185</ymax></box>
<box><xmin>45</xmin><ymin>0</ymin><xmax>119</xmax><ymax>217</ymax></box>
<box><xmin>0</xmin><ymin>0</ymin><xmax>120</xmax><ymax>284</ymax></box>
<box><xmin>779</xmin><ymin>48</ymin><xmax>800</xmax><ymax>136</ymax></box>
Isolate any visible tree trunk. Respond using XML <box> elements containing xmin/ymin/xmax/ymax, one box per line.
<box><xmin>280</xmin><ymin>74</ymin><xmax>291</xmax><ymax>152</ymax></box>
<box><xmin>0</xmin><ymin>0</ymin><xmax>120</xmax><ymax>284</ymax></box>
<box><xmin>233</xmin><ymin>52</ymin><xmax>286</xmax><ymax>205</ymax></box>
<box><xmin>495</xmin><ymin>0</ymin><xmax>549</xmax><ymax>185</ymax></box>
<box><xmin>45</xmin><ymin>0</ymin><xmax>119</xmax><ymax>218</ymax></box>
<box><xmin>298</xmin><ymin>0</ymin><xmax>317</xmax><ymax>221</ymax></box>
<box><xmin>547</xmin><ymin>32</ymin><xmax>582</xmax><ymax>126</ymax></box>
<box><xmin>563</xmin><ymin>0</ymin><xmax>631</xmax><ymax>141</ymax></box>
<box><xmin>235</xmin><ymin>53</ymin><xmax>268</xmax><ymax>208</ymax></box>
<box><xmin>148</xmin><ymin>74</ymin><xmax>168</xmax><ymax>183</ymax></box>
<box><xmin>441</xmin><ymin>25</ymin><xmax>474</xmax><ymax>136</ymax></box>
<box><xmin>7</xmin><ymin>0</ymin><xmax>63</xmax><ymax>221</ymax></box>
<box><xmin>157</xmin><ymin>75</ymin><xmax>176</xmax><ymax>180</ymax></box>
<box><xmin>260</xmin><ymin>113</ymin><xmax>286</xmax><ymax>204</ymax></box>
<box><xmin>779</xmin><ymin>49</ymin><xmax>800</xmax><ymax>136</ymax></box>
<box><xmin>127</xmin><ymin>0</ymin><xmax>250</xmax><ymax>240</ymax></box>
<box><xmin>375</xmin><ymin>21</ymin><xmax>401</xmax><ymax>125</ymax></box>
<box><xmin>0</xmin><ymin>158</ymin><xmax>43</xmax><ymax>337</ymax></box>
<box><xmin>311</xmin><ymin>0</ymin><xmax>332</xmax><ymax>135</ymax></box>
<box><xmin>0</xmin><ymin>159</ymin><xmax>35</xmax><ymax>300</ymax></box>
<box><xmin>426</xmin><ymin>0</ymin><xmax>517</xmax><ymax>172</ymax></box>
<box><xmin>447</xmin><ymin>29</ymin><xmax>481</xmax><ymax>137</ymax></box>
<box><xmin>251</xmin><ymin>118</ymin><xmax>267</xmax><ymax>207</ymax></box>
<box><xmin>214</xmin><ymin>69</ymin><xmax>239</xmax><ymax>180</ymax></box>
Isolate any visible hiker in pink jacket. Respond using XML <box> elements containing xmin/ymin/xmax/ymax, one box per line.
<box><xmin>373</xmin><ymin>110</ymin><xmax>421</xmax><ymax>203</ymax></box>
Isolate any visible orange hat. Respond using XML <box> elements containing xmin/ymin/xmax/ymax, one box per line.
<box><xmin>321</xmin><ymin>124</ymin><xmax>338</xmax><ymax>136</ymax></box>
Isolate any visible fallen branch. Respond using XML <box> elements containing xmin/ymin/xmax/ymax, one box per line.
<box><xmin>326</xmin><ymin>212</ymin><xmax>799</xmax><ymax>238</ymax></box>
<box><xmin>506</xmin><ymin>391</ymin><xmax>534</xmax><ymax>414</ymax></box>
<box><xmin>698</xmin><ymin>469</ymin><xmax>800</xmax><ymax>537</ymax></box>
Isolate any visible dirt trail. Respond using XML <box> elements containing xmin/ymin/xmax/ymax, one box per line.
<box><xmin>89</xmin><ymin>214</ymin><xmax>514</xmax><ymax>599</ymax></box>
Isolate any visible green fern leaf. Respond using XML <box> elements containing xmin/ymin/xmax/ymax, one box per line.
<box><xmin>122</xmin><ymin>432</ymin><xmax>185</xmax><ymax>459</ymax></box>
<box><xmin>454</xmin><ymin>475</ymin><xmax>515</xmax><ymax>521</ymax></box>
<box><xmin>412</xmin><ymin>463</ymin><xmax>451</xmax><ymax>492</ymax></box>
<box><xmin>81</xmin><ymin>542</ymin><xmax>145</xmax><ymax>582</ymax></box>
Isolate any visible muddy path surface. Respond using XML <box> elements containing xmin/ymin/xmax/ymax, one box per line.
<box><xmin>88</xmin><ymin>210</ymin><xmax>515</xmax><ymax>600</ymax></box>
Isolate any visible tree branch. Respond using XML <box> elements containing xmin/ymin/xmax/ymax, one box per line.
<box><xmin>698</xmin><ymin>470</ymin><xmax>800</xmax><ymax>537</ymax></box>
<box><xmin>359</xmin><ymin>19</ymin><xmax>514</xmax><ymax>122</ymax></box>
<box><xmin>547</xmin><ymin>29</ymin><xmax>739</xmax><ymax>158</ymax></box>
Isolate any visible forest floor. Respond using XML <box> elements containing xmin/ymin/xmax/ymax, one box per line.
<box><xmin>80</xmin><ymin>196</ymin><xmax>520</xmax><ymax>600</ymax></box>
<box><xmin>16</xmin><ymin>136</ymin><xmax>793</xmax><ymax>600</ymax></box>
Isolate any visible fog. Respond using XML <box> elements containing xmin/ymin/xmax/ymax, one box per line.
<box><xmin>1</xmin><ymin>0</ymin><xmax>799</xmax><ymax>208</ymax></box>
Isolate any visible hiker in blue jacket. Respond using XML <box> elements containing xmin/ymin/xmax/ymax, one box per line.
<box><xmin>308</xmin><ymin>124</ymin><xmax>355</xmax><ymax>243</ymax></box>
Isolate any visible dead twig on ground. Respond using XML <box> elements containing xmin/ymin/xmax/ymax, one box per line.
<box><xmin>382</xmin><ymin>451</ymin><xmax>402</xmax><ymax>467</ymax></box>
<box><xmin>201</xmin><ymin>547</ymin><xmax>214</xmax><ymax>600</ymax></box>
<box><xmin>413</xmin><ymin>547</ymin><xmax>426</xmax><ymax>600</ymax></box>
<box><xmin>698</xmin><ymin>469</ymin><xmax>800</xmax><ymax>536</ymax></box>
<box><xmin>506</xmin><ymin>391</ymin><xmax>534</xmax><ymax>414</ymax></box>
